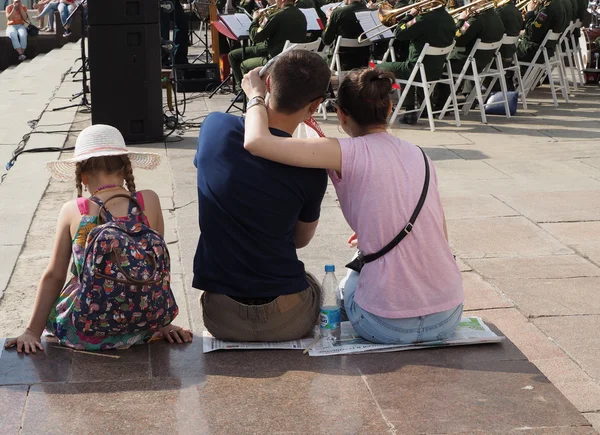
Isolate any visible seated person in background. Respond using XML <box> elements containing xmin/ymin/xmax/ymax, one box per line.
<box><xmin>322</xmin><ymin>0</ymin><xmax>370</xmax><ymax>70</ymax></box>
<box><xmin>378</xmin><ymin>3</ymin><xmax>455</xmax><ymax>124</ymax></box>
<box><xmin>228</xmin><ymin>0</ymin><xmax>307</xmax><ymax>96</ymax></box>
<box><xmin>494</xmin><ymin>0</ymin><xmax>523</xmax><ymax>90</ymax></box>
<box><xmin>33</xmin><ymin>0</ymin><xmax>55</xmax><ymax>31</ymax></box>
<box><xmin>516</xmin><ymin>0</ymin><xmax>568</xmax><ymax>62</ymax></box>
<box><xmin>5</xmin><ymin>0</ymin><xmax>29</xmax><ymax>62</ymax></box>
<box><xmin>194</xmin><ymin>50</ymin><xmax>331</xmax><ymax>342</ymax></box>
<box><xmin>241</xmin><ymin>64</ymin><xmax>464</xmax><ymax>345</ymax></box>
<box><xmin>432</xmin><ymin>5</ymin><xmax>504</xmax><ymax>111</ymax></box>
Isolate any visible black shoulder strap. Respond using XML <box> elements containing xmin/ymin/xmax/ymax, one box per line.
<box><xmin>361</xmin><ymin>147</ymin><xmax>430</xmax><ymax>264</ymax></box>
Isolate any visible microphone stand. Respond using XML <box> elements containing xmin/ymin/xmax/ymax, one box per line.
<box><xmin>53</xmin><ymin>0</ymin><xmax>90</xmax><ymax>112</ymax></box>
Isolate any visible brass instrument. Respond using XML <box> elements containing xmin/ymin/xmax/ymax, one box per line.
<box><xmin>516</xmin><ymin>0</ymin><xmax>541</xmax><ymax>12</ymax></box>
<box><xmin>358</xmin><ymin>0</ymin><xmax>445</xmax><ymax>42</ymax></box>
<box><xmin>450</xmin><ymin>0</ymin><xmax>491</xmax><ymax>17</ymax></box>
<box><xmin>367</xmin><ymin>0</ymin><xmax>394</xmax><ymax>9</ymax></box>
<box><xmin>255</xmin><ymin>3</ymin><xmax>279</xmax><ymax>21</ymax></box>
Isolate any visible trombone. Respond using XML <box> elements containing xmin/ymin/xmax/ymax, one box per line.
<box><xmin>450</xmin><ymin>0</ymin><xmax>490</xmax><ymax>16</ymax></box>
<box><xmin>516</xmin><ymin>0</ymin><xmax>541</xmax><ymax>12</ymax></box>
<box><xmin>357</xmin><ymin>0</ymin><xmax>445</xmax><ymax>43</ymax></box>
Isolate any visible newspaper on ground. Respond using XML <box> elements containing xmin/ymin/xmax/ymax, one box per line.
<box><xmin>203</xmin><ymin>333</ymin><xmax>316</xmax><ymax>353</ymax></box>
<box><xmin>308</xmin><ymin>317</ymin><xmax>504</xmax><ymax>356</ymax></box>
<box><xmin>202</xmin><ymin>317</ymin><xmax>503</xmax><ymax>355</ymax></box>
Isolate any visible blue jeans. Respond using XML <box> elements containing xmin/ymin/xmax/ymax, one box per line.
<box><xmin>341</xmin><ymin>267</ymin><xmax>463</xmax><ymax>344</ymax></box>
<box><xmin>6</xmin><ymin>25</ymin><xmax>27</xmax><ymax>50</ymax></box>
<box><xmin>38</xmin><ymin>2</ymin><xmax>59</xmax><ymax>29</ymax></box>
<box><xmin>58</xmin><ymin>2</ymin><xmax>73</xmax><ymax>26</ymax></box>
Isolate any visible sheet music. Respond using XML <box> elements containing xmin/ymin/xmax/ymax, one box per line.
<box><xmin>356</xmin><ymin>10</ymin><xmax>394</xmax><ymax>40</ymax></box>
<box><xmin>220</xmin><ymin>14</ymin><xmax>251</xmax><ymax>37</ymax></box>
<box><xmin>299</xmin><ymin>8</ymin><xmax>325</xmax><ymax>31</ymax></box>
<box><xmin>321</xmin><ymin>1</ymin><xmax>342</xmax><ymax>13</ymax></box>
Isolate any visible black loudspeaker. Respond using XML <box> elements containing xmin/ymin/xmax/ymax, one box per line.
<box><xmin>174</xmin><ymin>64</ymin><xmax>221</xmax><ymax>92</ymax></box>
<box><xmin>89</xmin><ymin>24</ymin><xmax>163</xmax><ymax>143</ymax></box>
<box><xmin>88</xmin><ymin>0</ymin><xmax>160</xmax><ymax>26</ymax></box>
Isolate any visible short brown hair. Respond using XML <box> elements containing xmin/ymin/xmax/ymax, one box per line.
<box><xmin>268</xmin><ymin>50</ymin><xmax>331</xmax><ymax>114</ymax></box>
<box><xmin>337</xmin><ymin>68</ymin><xmax>394</xmax><ymax>127</ymax></box>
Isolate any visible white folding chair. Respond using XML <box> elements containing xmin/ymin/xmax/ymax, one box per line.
<box><xmin>570</xmin><ymin>19</ymin><xmax>586</xmax><ymax>85</ymax></box>
<box><xmin>379</xmin><ymin>38</ymin><xmax>397</xmax><ymax>63</ymax></box>
<box><xmin>518</xmin><ymin>30</ymin><xmax>569</xmax><ymax>107</ymax></box>
<box><xmin>389</xmin><ymin>42</ymin><xmax>461</xmax><ymax>132</ymax></box>
<box><xmin>490</xmin><ymin>34</ymin><xmax>528</xmax><ymax>110</ymax></box>
<box><xmin>282</xmin><ymin>38</ymin><xmax>323</xmax><ymax>52</ymax></box>
<box><xmin>330</xmin><ymin>36</ymin><xmax>371</xmax><ymax>80</ymax></box>
<box><xmin>557</xmin><ymin>21</ymin><xmax>580</xmax><ymax>91</ymax></box>
<box><xmin>439</xmin><ymin>39</ymin><xmax>506</xmax><ymax>124</ymax></box>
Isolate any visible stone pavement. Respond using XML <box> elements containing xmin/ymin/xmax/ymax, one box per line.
<box><xmin>1</xmin><ymin>50</ymin><xmax>600</xmax><ymax>433</ymax></box>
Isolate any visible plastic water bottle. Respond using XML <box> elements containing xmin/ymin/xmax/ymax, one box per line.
<box><xmin>320</xmin><ymin>264</ymin><xmax>341</xmax><ymax>341</ymax></box>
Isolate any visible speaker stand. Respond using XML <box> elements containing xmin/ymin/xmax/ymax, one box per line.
<box><xmin>54</xmin><ymin>1</ymin><xmax>91</xmax><ymax>112</ymax></box>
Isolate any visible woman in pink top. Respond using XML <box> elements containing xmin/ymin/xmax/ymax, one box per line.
<box><xmin>241</xmin><ymin>63</ymin><xmax>464</xmax><ymax>344</ymax></box>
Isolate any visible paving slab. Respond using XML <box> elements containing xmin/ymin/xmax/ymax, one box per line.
<box><xmin>0</xmin><ymin>384</ymin><xmax>29</xmax><ymax>434</ymax></box>
<box><xmin>489</xmin><ymin>277</ymin><xmax>600</xmax><ymax>317</ymax></box>
<box><xmin>533</xmin><ymin>357</ymin><xmax>600</xmax><ymax>413</ymax></box>
<box><xmin>534</xmin><ymin>315</ymin><xmax>600</xmax><ymax>380</ymax></box>
<box><xmin>461</xmin><ymin>272</ymin><xmax>513</xmax><ymax>311</ymax></box>
<box><xmin>441</xmin><ymin>194</ymin><xmax>519</xmax><ymax>220</ymax></box>
<box><xmin>573</xmin><ymin>243</ymin><xmax>600</xmax><ymax>266</ymax></box>
<box><xmin>447</xmin><ymin>217</ymin><xmax>573</xmax><ymax>259</ymax></box>
<box><xmin>364</xmin><ymin>359</ymin><xmax>593</xmax><ymax>434</ymax></box>
<box><xmin>542</xmin><ymin>222</ymin><xmax>600</xmax><ymax>245</ymax></box>
<box><xmin>470</xmin><ymin>309</ymin><xmax>565</xmax><ymax>362</ymax></box>
<box><xmin>496</xmin><ymin>191</ymin><xmax>600</xmax><ymax>223</ymax></box>
<box><xmin>586</xmin><ymin>413</ymin><xmax>600</xmax><ymax>433</ymax></box>
<box><xmin>468</xmin><ymin>255</ymin><xmax>600</xmax><ymax>279</ymax></box>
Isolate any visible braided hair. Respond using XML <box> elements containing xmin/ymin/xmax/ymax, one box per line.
<box><xmin>76</xmin><ymin>155</ymin><xmax>136</xmax><ymax>195</ymax></box>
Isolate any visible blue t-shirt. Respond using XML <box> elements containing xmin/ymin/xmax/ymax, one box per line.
<box><xmin>192</xmin><ymin>112</ymin><xmax>328</xmax><ymax>297</ymax></box>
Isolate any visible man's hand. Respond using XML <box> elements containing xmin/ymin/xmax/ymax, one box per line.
<box><xmin>252</xmin><ymin>9</ymin><xmax>260</xmax><ymax>19</ymax></box>
<box><xmin>526</xmin><ymin>0</ymin><xmax>536</xmax><ymax>12</ymax></box>
<box><xmin>409</xmin><ymin>7</ymin><xmax>420</xmax><ymax>16</ymax></box>
<box><xmin>242</xmin><ymin>67</ymin><xmax>267</xmax><ymax>99</ymax></box>
<box><xmin>5</xmin><ymin>329</ymin><xmax>44</xmax><ymax>355</ymax></box>
<box><xmin>458</xmin><ymin>10</ymin><xmax>469</xmax><ymax>20</ymax></box>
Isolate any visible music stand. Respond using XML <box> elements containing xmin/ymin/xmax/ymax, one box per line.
<box><xmin>190</xmin><ymin>0</ymin><xmax>212</xmax><ymax>63</ymax></box>
<box><xmin>208</xmin><ymin>17</ymin><xmax>249</xmax><ymax>113</ymax></box>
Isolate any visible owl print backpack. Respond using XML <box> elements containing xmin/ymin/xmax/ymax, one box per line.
<box><xmin>73</xmin><ymin>193</ymin><xmax>178</xmax><ymax>337</ymax></box>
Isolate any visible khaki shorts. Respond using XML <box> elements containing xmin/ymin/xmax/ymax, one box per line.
<box><xmin>200</xmin><ymin>274</ymin><xmax>321</xmax><ymax>342</ymax></box>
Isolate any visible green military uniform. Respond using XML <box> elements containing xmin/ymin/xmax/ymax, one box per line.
<box><xmin>322</xmin><ymin>1</ymin><xmax>371</xmax><ymax>70</ymax></box>
<box><xmin>516</xmin><ymin>0</ymin><xmax>569</xmax><ymax>62</ymax></box>
<box><xmin>433</xmin><ymin>8</ymin><xmax>504</xmax><ymax>107</ymax></box>
<box><xmin>228</xmin><ymin>4</ymin><xmax>307</xmax><ymax>86</ymax></box>
<box><xmin>452</xmin><ymin>8</ymin><xmax>506</xmax><ymax>70</ymax></box>
<box><xmin>496</xmin><ymin>1</ymin><xmax>524</xmax><ymax>60</ymax></box>
<box><xmin>378</xmin><ymin>6</ymin><xmax>456</xmax><ymax>109</ymax></box>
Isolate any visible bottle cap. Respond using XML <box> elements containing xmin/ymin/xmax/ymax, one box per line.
<box><xmin>324</xmin><ymin>264</ymin><xmax>335</xmax><ymax>272</ymax></box>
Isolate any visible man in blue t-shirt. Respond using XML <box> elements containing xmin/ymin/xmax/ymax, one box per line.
<box><xmin>193</xmin><ymin>50</ymin><xmax>331</xmax><ymax>342</ymax></box>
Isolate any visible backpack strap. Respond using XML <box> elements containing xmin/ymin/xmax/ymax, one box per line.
<box><xmin>97</xmin><ymin>193</ymin><xmax>146</xmax><ymax>223</ymax></box>
<box><xmin>76</xmin><ymin>197</ymin><xmax>89</xmax><ymax>215</ymax></box>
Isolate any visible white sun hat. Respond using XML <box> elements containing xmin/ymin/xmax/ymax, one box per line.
<box><xmin>47</xmin><ymin>124</ymin><xmax>161</xmax><ymax>181</ymax></box>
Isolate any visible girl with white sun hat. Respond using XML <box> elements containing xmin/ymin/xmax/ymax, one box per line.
<box><xmin>6</xmin><ymin>124</ymin><xmax>192</xmax><ymax>354</ymax></box>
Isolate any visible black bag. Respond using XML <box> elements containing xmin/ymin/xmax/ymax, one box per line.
<box><xmin>26</xmin><ymin>21</ymin><xmax>39</xmax><ymax>36</ymax></box>
<box><xmin>345</xmin><ymin>147</ymin><xmax>430</xmax><ymax>273</ymax></box>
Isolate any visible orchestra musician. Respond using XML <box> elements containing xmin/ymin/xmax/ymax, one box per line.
<box><xmin>432</xmin><ymin>2</ymin><xmax>505</xmax><ymax>109</ymax></box>
<box><xmin>516</xmin><ymin>0</ymin><xmax>569</xmax><ymax>62</ymax></box>
<box><xmin>377</xmin><ymin>2</ymin><xmax>455</xmax><ymax>124</ymax></box>
<box><xmin>228</xmin><ymin>0</ymin><xmax>307</xmax><ymax>93</ymax></box>
<box><xmin>495</xmin><ymin>0</ymin><xmax>523</xmax><ymax>89</ymax></box>
<box><xmin>322</xmin><ymin>0</ymin><xmax>371</xmax><ymax>70</ymax></box>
